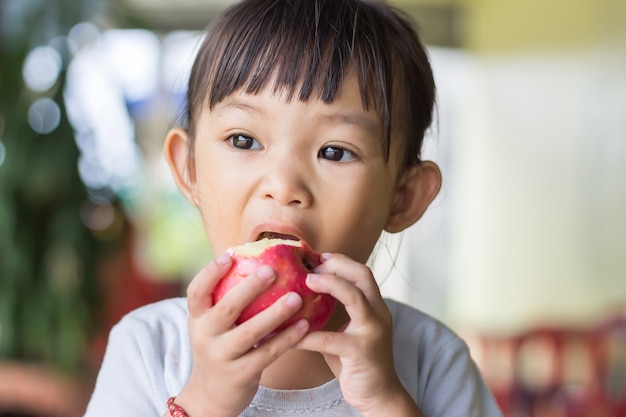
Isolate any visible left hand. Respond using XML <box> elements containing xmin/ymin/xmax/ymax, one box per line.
<box><xmin>296</xmin><ymin>253</ymin><xmax>418</xmax><ymax>416</ymax></box>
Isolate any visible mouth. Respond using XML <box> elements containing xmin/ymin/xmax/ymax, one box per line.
<box><xmin>256</xmin><ymin>231</ymin><xmax>301</xmax><ymax>242</ymax></box>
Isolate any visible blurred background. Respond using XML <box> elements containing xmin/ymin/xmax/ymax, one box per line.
<box><xmin>0</xmin><ymin>0</ymin><xmax>624</xmax><ymax>416</ymax></box>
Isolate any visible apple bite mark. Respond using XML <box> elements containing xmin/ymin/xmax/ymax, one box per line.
<box><xmin>213</xmin><ymin>238</ymin><xmax>336</xmax><ymax>335</ymax></box>
<box><xmin>256</xmin><ymin>231</ymin><xmax>300</xmax><ymax>243</ymax></box>
<box><xmin>229</xmin><ymin>236</ymin><xmax>301</xmax><ymax>257</ymax></box>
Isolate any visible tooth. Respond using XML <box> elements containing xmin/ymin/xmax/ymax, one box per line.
<box><xmin>257</xmin><ymin>232</ymin><xmax>299</xmax><ymax>241</ymax></box>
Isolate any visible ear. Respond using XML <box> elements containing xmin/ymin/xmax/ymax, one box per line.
<box><xmin>384</xmin><ymin>161</ymin><xmax>442</xmax><ymax>233</ymax></box>
<box><xmin>163</xmin><ymin>127</ymin><xmax>199</xmax><ymax>206</ymax></box>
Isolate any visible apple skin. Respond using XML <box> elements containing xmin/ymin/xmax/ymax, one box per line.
<box><xmin>213</xmin><ymin>239</ymin><xmax>336</xmax><ymax>333</ymax></box>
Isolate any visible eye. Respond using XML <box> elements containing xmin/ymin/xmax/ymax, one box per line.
<box><xmin>228</xmin><ymin>134</ymin><xmax>263</xmax><ymax>150</ymax></box>
<box><xmin>318</xmin><ymin>146</ymin><xmax>357</xmax><ymax>162</ymax></box>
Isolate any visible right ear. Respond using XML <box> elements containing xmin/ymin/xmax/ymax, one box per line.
<box><xmin>163</xmin><ymin>127</ymin><xmax>198</xmax><ymax>206</ymax></box>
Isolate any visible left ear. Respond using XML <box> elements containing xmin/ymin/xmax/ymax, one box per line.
<box><xmin>384</xmin><ymin>161</ymin><xmax>442</xmax><ymax>233</ymax></box>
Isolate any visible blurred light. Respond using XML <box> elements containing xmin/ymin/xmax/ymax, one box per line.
<box><xmin>80</xmin><ymin>201</ymin><xmax>115</xmax><ymax>231</ymax></box>
<box><xmin>87</xmin><ymin>187</ymin><xmax>116</xmax><ymax>204</ymax></box>
<box><xmin>65</xmin><ymin>29</ymin><xmax>145</xmax><ymax>195</ymax></box>
<box><xmin>163</xmin><ymin>31</ymin><xmax>201</xmax><ymax>94</ymax></box>
<box><xmin>28</xmin><ymin>98</ymin><xmax>61</xmax><ymax>134</ymax></box>
<box><xmin>101</xmin><ymin>29</ymin><xmax>160</xmax><ymax>106</ymax></box>
<box><xmin>49</xmin><ymin>36</ymin><xmax>71</xmax><ymax>67</ymax></box>
<box><xmin>0</xmin><ymin>113</ymin><xmax>4</xmax><ymax>168</ymax></box>
<box><xmin>162</xmin><ymin>31</ymin><xmax>202</xmax><ymax>121</ymax></box>
<box><xmin>78</xmin><ymin>154</ymin><xmax>109</xmax><ymax>189</ymax></box>
<box><xmin>67</xmin><ymin>22</ymin><xmax>100</xmax><ymax>55</ymax></box>
<box><xmin>0</xmin><ymin>140</ymin><xmax>6</xmax><ymax>168</ymax></box>
<box><xmin>73</xmin><ymin>131</ymin><xmax>93</xmax><ymax>153</ymax></box>
<box><xmin>22</xmin><ymin>46</ymin><xmax>62</xmax><ymax>92</ymax></box>
<box><xmin>80</xmin><ymin>201</ymin><xmax>124</xmax><ymax>241</ymax></box>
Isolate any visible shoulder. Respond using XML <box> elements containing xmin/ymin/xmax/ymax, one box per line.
<box><xmin>84</xmin><ymin>298</ymin><xmax>191</xmax><ymax>415</ymax></box>
<box><xmin>117</xmin><ymin>297</ymin><xmax>188</xmax><ymax>328</ymax></box>
<box><xmin>92</xmin><ymin>298</ymin><xmax>191</xmax><ymax>403</ymax></box>
<box><xmin>385</xmin><ymin>298</ymin><xmax>503</xmax><ymax>417</ymax></box>
<box><xmin>108</xmin><ymin>297</ymin><xmax>189</xmax><ymax>353</ymax></box>
<box><xmin>385</xmin><ymin>297</ymin><xmax>470</xmax><ymax>383</ymax></box>
<box><xmin>385</xmin><ymin>298</ymin><xmax>463</xmax><ymax>354</ymax></box>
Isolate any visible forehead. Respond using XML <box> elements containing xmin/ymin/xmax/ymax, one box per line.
<box><xmin>210</xmin><ymin>73</ymin><xmax>382</xmax><ymax>134</ymax></box>
<box><xmin>187</xmin><ymin>0</ymin><xmax>394</xmax><ymax>135</ymax></box>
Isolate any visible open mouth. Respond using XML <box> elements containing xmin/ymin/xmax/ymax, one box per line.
<box><xmin>256</xmin><ymin>231</ymin><xmax>300</xmax><ymax>242</ymax></box>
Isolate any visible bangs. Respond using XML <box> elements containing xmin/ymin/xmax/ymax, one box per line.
<box><xmin>188</xmin><ymin>0</ymin><xmax>393</xmax><ymax>141</ymax></box>
<box><xmin>186</xmin><ymin>0</ymin><xmax>435</xmax><ymax>166</ymax></box>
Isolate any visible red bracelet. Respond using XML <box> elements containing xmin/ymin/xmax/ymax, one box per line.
<box><xmin>166</xmin><ymin>396</ymin><xmax>190</xmax><ymax>417</ymax></box>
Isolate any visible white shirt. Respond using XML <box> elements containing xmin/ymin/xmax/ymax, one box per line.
<box><xmin>84</xmin><ymin>297</ymin><xmax>503</xmax><ymax>417</ymax></box>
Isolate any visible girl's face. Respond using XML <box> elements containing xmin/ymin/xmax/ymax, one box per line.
<box><xmin>173</xmin><ymin>75</ymin><xmax>407</xmax><ymax>263</ymax></box>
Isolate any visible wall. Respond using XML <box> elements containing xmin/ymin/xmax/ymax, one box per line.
<box><xmin>381</xmin><ymin>0</ymin><xmax>626</xmax><ymax>333</ymax></box>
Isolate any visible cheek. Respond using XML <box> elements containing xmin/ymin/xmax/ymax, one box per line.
<box><xmin>194</xmin><ymin>149</ymin><xmax>242</xmax><ymax>199</ymax></box>
<box><xmin>193</xmin><ymin>157</ymin><xmax>236</xmax><ymax>223</ymax></box>
<box><xmin>324</xmin><ymin>176</ymin><xmax>395</xmax><ymax>262</ymax></box>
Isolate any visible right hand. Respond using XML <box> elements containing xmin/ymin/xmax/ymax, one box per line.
<box><xmin>172</xmin><ymin>252</ymin><xmax>309</xmax><ymax>417</ymax></box>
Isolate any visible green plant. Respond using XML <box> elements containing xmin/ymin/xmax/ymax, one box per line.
<box><xmin>0</xmin><ymin>0</ymin><xmax>113</xmax><ymax>373</ymax></box>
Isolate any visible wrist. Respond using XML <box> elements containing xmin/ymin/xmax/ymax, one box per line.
<box><xmin>170</xmin><ymin>388</ymin><xmax>221</xmax><ymax>417</ymax></box>
<box><xmin>167</xmin><ymin>396</ymin><xmax>190</xmax><ymax>417</ymax></box>
<box><xmin>170</xmin><ymin>385</ymin><xmax>239</xmax><ymax>417</ymax></box>
<box><xmin>167</xmin><ymin>390</ymin><xmax>204</xmax><ymax>417</ymax></box>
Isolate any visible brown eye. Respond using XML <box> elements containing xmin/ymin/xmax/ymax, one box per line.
<box><xmin>319</xmin><ymin>146</ymin><xmax>356</xmax><ymax>162</ymax></box>
<box><xmin>229</xmin><ymin>134</ymin><xmax>262</xmax><ymax>150</ymax></box>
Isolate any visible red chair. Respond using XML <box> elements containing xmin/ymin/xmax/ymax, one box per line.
<box><xmin>472</xmin><ymin>313</ymin><xmax>626</xmax><ymax>417</ymax></box>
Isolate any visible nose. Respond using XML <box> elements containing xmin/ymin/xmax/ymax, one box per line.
<box><xmin>261</xmin><ymin>158</ymin><xmax>313</xmax><ymax>207</ymax></box>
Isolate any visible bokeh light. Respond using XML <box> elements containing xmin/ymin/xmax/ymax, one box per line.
<box><xmin>27</xmin><ymin>98</ymin><xmax>61</xmax><ymax>134</ymax></box>
<box><xmin>64</xmin><ymin>30</ymin><xmax>144</xmax><ymax>195</ymax></box>
<box><xmin>0</xmin><ymin>140</ymin><xmax>6</xmax><ymax>168</ymax></box>
<box><xmin>100</xmin><ymin>29</ymin><xmax>160</xmax><ymax>106</ymax></box>
<box><xmin>67</xmin><ymin>22</ymin><xmax>100</xmax><ymax>54</ymax></box>
<box><xmin>22</xmin><ymin>46</ymin><xmax>62</xmax><ymax>92</ymax></box>
<box><xmin>0</xmin><ymin>113</ymin><xmax>5</xmax><ymax>168</ymax></box>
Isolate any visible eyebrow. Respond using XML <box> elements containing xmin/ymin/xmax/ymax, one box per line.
<box><xmin>317</xmin><ymin>112</ymin><xmax>381</xmax><ymax>137</ymax></box>
<box><xmin>212</xmin><ymin>98</ymin><xmax>264</xmax><ymax>115</ymax></box>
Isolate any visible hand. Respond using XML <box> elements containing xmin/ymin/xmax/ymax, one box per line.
<box><xmin>297</xmin><ymin>253</ymin><xmax>423</xmax><ymax>417</ymax></box>
<box><xmin>174</xmin><ymin>252</ymin><xmax>310</xmax><ymax>417</ymax></box>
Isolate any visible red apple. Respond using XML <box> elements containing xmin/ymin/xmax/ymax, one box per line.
<box><xmin>213</xmin><ymin>238</ymin><xmax>336</xmax><ymax>333</ymax></box>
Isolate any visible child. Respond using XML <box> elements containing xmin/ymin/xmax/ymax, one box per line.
<box><xmin>84</xmin><ymin>0</ymin><xmax>503</xmax><ymax>416</ymax></box>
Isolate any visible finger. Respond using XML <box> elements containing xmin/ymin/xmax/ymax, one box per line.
<box><xmin>306</xmin><ymin>272</ymin><xmax>375</xmax><ymax>326</ymax></box>
<box><xmin>229</xmin><ymin>292</ymin><xmax>304</xmax><ymax>352</ymax></box>
<box><xmin>296</xmin><ymin>329</ymin><xmax>354</xmax><ymax>358</ymax></box>
<box><xmin>315</xmin><ymin>254</ymin><xmax>379</xmax><ymax>299</ymax></box>
<box><xmin>314</xmin><ymin>254</ymin><xmax>386</xmax><ymax>311</ymax></box>
<box><xmin>246</xmin><ymin>318</ymin><xmax>310</xmax><ymax>368</ymax></box>
<box><xmin>187</xmin><ymin>252</ymin><xmax>233</xmax><ymax>317</ymax></box>
<box><xmin>209</xmin><ymin>265</ymin><xmax>277</xmax><ymax>333</ymax></box>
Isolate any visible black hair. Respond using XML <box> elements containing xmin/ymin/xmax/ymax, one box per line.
<box><xmin>185</xmin><ymin>0</ymin><xmax>435</xmax><ymax>168</ymax></box>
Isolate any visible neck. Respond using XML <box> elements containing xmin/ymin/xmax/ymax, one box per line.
<box><xmin>260</xmin><ymin>348</ymin><xmax>333</xmax><ymax>390</ymax></box>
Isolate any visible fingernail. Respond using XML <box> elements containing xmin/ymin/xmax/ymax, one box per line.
<box><xmin>320</xmin><ymin>253</ymin><xmax>332</xmax><ymax>261</ymax></box>
<box><xmin>307</xmin><ymin>273</ymin><xmax>321</xmax><ymax>283</ymax></box>
<box><xmin>256</xmin><ymin>265</ymin><xmax>274</xmax><ymax>281</ymax></box>
<box><xmin>216</xmin><ymin>252</ymin><xmax>231</xmax><ymax>265</ymax></box>
<box><xmin>295</xmin><ymin>319</ymin><xmax>308</xmax><ymax>331</ymax></box>
<box><xmin>285</xmin><ymin>292</ymin><xmax>302</xmax><ymax>308</ymax></box>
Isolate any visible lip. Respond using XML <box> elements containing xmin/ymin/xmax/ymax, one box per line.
<box><xmin>249</xmin><ymin>223</ymin><xmax>312</xmax><ymax>247</ymax></box>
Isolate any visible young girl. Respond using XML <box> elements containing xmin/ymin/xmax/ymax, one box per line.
<box><xmin>84</xmin><ymin>0</ymin><xmax>503</xmax><ymax>416</ymax></box>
